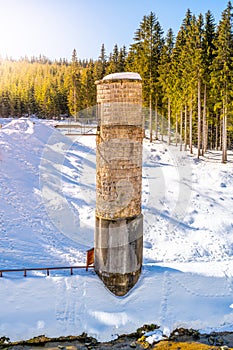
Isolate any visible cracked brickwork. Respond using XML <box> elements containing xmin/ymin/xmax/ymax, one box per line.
<box><xmin>94</xmin><ymin>74</ymin><xmax>143</xmax><ymax>296</ymax></box>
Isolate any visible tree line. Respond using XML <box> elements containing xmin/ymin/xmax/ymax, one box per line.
<box><xmin>0</xmin><ymin>1</ymin><xmax>233</xmax><ymax>161</ymax></box>
<box><xmin>0</xmin><ymin>45</ymin><xmax>126</xmax><ymax>119</ymax></box>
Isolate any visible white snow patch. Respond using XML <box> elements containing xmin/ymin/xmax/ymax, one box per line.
<box><xmin>89</xmin><ymin>311</ymin><xmax>129</xmax><ymax>327</ymax></box>
<box><xmin>103</xmin><ymin>72</ymin><xmax>142</xmax><ymax>80</ymax></box>
<box><xmin>0</xmin><ymin>117</ymin><xmax>233</xmax><ymax>342</ymax></box>
<box><xmin>1</xmin><ymin>117</ymin><xmax>34</xmax><ymax>135</ymax></box>
<box><xmin>145</xmin><ymin>329</ymin><xmax>164</xmax><ymax>344</ymax></box>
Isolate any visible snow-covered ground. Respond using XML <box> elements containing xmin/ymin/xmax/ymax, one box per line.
<box><xmin>0</xmin><ymin>117</ymin><xmax>233</xmax><ymax>342</ymax></box>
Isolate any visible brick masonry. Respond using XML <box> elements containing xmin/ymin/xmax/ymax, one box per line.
<box><xmin>96</xmin><ymin>79</ymin><xmax>143</xmax><ymax>220</ymax></box>
<box><xmin>94</xmin><ymin>74</ymin><xmax>143</xmax><ymax>296</ymax></box>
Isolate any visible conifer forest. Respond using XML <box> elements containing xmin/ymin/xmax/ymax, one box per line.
<box><xmin>1</xmin><ymin>2</ymin><xmax>233</xmax><ymax>161</ymax></box>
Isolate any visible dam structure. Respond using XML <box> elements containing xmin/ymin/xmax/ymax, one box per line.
<box><xmin>94</xmin><ymin>72</ymin><xmax>143</xmax><ymax>296</ymax></box>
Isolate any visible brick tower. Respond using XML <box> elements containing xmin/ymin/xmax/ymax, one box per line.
<box><xmin>95</xmin><ymin>72</ymin><xmax>143</xmax><ymax>296</ymax></box>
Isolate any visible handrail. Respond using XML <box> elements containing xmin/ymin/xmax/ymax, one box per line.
<box><xmin>0</xmin><ymin>265</ymin><xmax>94</xmax><ymax>278</ymax></box>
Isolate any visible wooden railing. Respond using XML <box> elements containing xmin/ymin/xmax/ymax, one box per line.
<box><xmin>0</xmin><ymin>265</ymin><xmax>94</xmax><ymax>278</ymax></box>
<box><xmin>0</xmin><ymin>248</ymin><xmax>95</xmax><ymax>278</ymax></box>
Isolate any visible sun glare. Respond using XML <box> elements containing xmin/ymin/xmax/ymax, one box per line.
<box><xmin>0</xmin><ymin>0</ymin><xmax>49</xmax><ymax>59</ymax></box>
<box><xmin>0</xmin><ymin>2</ymin><xmax>29</xmax><ymax>58</ymax></box>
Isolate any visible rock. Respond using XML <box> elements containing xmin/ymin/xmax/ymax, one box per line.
<box><xmin>193</xmin><ymin>332</ymin><xmax>200</xmax><ymax>340</ymax></box>
<box><xmin>84</xmin><ymin>335</ymin><xmax>97</xmax><ymax>346</ymax></box>
<box><xmin>129</xmin><ymin>341</ymin><xmax>137</xmax><ymax>348</ymax></box>
<box><xmin>136</xmin><ymin>324</ymin><xmax>159</xmax><ymax>337</ymax></box>
<box><xmin>216</xmin><ymin>337</ymin><xmax>224</xmax><ymax>346</ymax></box>
<box><xmin>208</xmin><ymin>335</ymin><xmax>215</xmax><ymax>345</ymax></box>
<box><xmin>0</xmin><ymin>336</ymin><xmax>10</xmax><ymax>344</ymax></box>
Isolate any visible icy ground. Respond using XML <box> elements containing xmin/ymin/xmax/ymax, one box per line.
<box><xmin>0</xmin><ymin>117</ymin><xmax>233</xmax><ymax>342</ymax></box>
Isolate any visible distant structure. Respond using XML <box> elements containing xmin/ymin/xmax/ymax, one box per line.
<box><xmin>94</xmin><ymin>72</ymin><xmax>143</xmax><ymax>296</ymax></box>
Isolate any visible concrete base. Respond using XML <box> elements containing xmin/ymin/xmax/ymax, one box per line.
<box><xmin>94</xmin><ymin>214</ymin><xmax>143</xmax><ymax>296</ymax></box>
<box><xmin>95</xmin><ymin>268</ymin><xmax>142</xmax><ymax>297</ymax></box>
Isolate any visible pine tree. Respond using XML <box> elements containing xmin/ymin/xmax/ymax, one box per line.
<box><xmin>202</xmin><ymin>10</ymin><xmax>216</xmax><ymax>154</ymax></box>
<box><xmin>197</xmin><ymin>14</ymin><xmax>204</xmax><ymax>158</ymax></box>
<box><xmin>184</xmin><ymin>14</ymin><xmax>204</xmax><ymax>157</ymax></box>
<box><xmin>106</xmin><ymin>44</ymin><xmax>119</xmax><ymax>74</ymax></box>
<box><xmin>67</xmin><ymin>49</ymin><xmax>82</xmax><ymax>118</ymax></box>
<box><xmin>158</xmin><ymin>28</ymin><xmax>174</xmax><ymax>144</ymax></box>
<box><xmin>127</xmin><ymin>12</ymin><xmax>164</xmax><ymax>141</ymax></box>
<box><xmin>170</xmin><ymin>24</ymin><xmax>186</xmax><ymax>147</ymax></box>
<box><xmin>80</xmin><ymin>60</ymin><xmax>96</xmax><ymax>109</ymax></box>
<box><xmin>93</xmin><ymin>44</ymin><xmax>108</xmax><ymax>80</ymax></box>
<box><xmin>211</xmin><ymin>1</ymin><xmax>233</xmax><ymax>162</ymax></box>
<box><xmin>118</xmin><ymin>46</ymin><xmax>127</xmax><ymax>72</ymax></box>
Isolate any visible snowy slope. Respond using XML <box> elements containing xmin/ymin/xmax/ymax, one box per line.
<box><xmin>0</xmin><ymin>118</ymin><xmax>89</xmax><ymax>269</ymax></box>
<box><xmin>0</xmin><ymin>118</ymin><xmax>233</xmax><ymax>342</ymax></box>
<box><xmin>143</xmin><ymin>142</ymin><xmax>233</xmax><ymax>264</ymax></box>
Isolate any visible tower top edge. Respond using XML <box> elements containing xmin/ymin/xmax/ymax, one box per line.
<box><xmin>95</xmin><ymin>72</ymin><xmax>142</xmax><ymax>85</ymax></box>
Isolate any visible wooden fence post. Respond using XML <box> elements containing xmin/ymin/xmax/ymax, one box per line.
<box><xmin>86</xmin><ymin>248</ymin><xmax>94</xmax><ymax>271</ymax></box>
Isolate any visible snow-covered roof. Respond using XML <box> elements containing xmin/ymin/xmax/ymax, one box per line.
<box><xmin>103</xmin><ymin>72</ymin><xmax>142</xmax><ymax>81</ymax></box>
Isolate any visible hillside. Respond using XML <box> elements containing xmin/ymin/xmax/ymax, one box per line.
<box><xmin>0</xmin><ymin>118</ymin><xmax>233</xmax><ymax>343</ymax></box>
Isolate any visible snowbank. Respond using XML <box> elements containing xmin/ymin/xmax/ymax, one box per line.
<box><xmin>0</xmin><ymin>117</ymin><xmax>233</xmax><ymax>342</ymax></box>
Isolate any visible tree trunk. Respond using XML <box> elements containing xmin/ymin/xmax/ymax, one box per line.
<box><xmin>197</xmin><ymin>78</ymin><xmax>201</xmax><ymax>158</ymax></box>
<box><xmin>222</xmin><ymin>106</ymin><xmax>227</xmax><ymax>163</ymax></box>
<box><xmin>210</xmin><ymin>123</ymin><xmax>213</xmax><ymax>150</ymax></box>
<box><xmin>220</xmin><ymin>114</ymin><xmax>222</xmax><ymax>151</ymax></box>
<box><xmin>184</xmin><ymin>104</ymin><xmax>187</xmax><ymax>151</ymax></box>
<box><xmin>228</xmin><ymin>133</ymin><xmax>231</xmax><ymax>149</ymax></box>
<box><xmin>215</xmin><ymin>117</ymin><xmax>218</xmax><ymax>150</ymax></box>
<box><xmin>180</xmin><ymin>108</ymin><xmax>183</xmax><ymax>151</ymax></box>
<box><xmin>155</xmin><ymin>97</ymin><xmax>158</xmax><ymax>140</ymax></box>
<box><xmin>142</xmin><ymin>110</ymin><xmax>146</xmax><ymax>138</ymax></box>
<box><xmin>149</xmin><ymin>94</ymin><xmax>152</xmax><ymax>143</ymax></box>
<box><xmin>202</xmin><ymin>84</ymin><xmax>207</xmax><ymax>156</ymax></box>
<box><xmin>161</xmin><ymin>114</ymin><xmax>164</xmax><ymax>141</ymax></box>
<box><xmin>168</xmin><ymin>98</ymin><xmax>171</xmax><ymax>145</ymax></box>
<box><xmin>189</xmin><ymin>98</ymin><xmax>193</xmax><ymax>154</ymax></box>
<box><xmin>175</xmin><ymin>113</ymin><xmax>178</xmax><ymax>147</ymax></box>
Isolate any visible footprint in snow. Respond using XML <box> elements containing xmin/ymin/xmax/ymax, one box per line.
<box><xmin>144</xmin><ymin>241</ymin><xmax>153</xmax><ymax>249</ymax></box>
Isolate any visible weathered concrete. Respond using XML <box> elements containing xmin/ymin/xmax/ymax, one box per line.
<box><xmin>95</xmin><ymin>215</ymin><xmax>143</xmax><ymax>296</ymax></box>
<box><xmin>95</xmin><ymin>72</ymin><xmax>143</xmax><ymax>296</ymax></box>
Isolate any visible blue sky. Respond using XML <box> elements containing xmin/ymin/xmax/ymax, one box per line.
<box><xmin>0</xmin><ymin>0</ymin><xmax>228</xmax><ymax>61</ymax></box>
